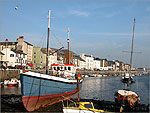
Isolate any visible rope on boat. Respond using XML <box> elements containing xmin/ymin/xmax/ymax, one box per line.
<box><xmin>34</xmin><ymin>73</ymin><xmax>42</xmax><ymax>109</ymax></box>
<box><xmin>51</xmin><ymin>29</ymin><xmax>64</xmax><ymax>48</ymax></box>
<box><xmin>26</xmin><ymin>77</ymin><xmax>35</xmax><ymax>108</ymax></box>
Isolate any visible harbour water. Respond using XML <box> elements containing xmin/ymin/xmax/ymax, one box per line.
<box><xmin>75</xmin><ymin>74</ymin><xmax>150</xmax><ymax>105</ymax></box>
<box><xmin>1</xmin><ymin>74</ymin><xmax>149</xmax><ymax>112</ymax></box>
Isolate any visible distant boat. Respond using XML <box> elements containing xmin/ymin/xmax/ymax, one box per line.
<box><xmin>20</xmin><ymin>10</ymin><xmax>83</xmax><ymax>112</ymax></box>
<box><xmin>2</xmin><ymin>78</ymin><xmax>19</xmax><ymax>87</ymax></box>
<box><xmin>96</xmin><ymin>74</ymin><xmax>103</xmax><ymax>77</ymax></box>
<box><xmin>7</xmin><ymin>78</ymin><xmax>19</xmax><ymax>87</ymax></box>
<box><xmin>122</xmin><ymin>73</ymin><xmax>135</xmax><ymax>84</ymax></box>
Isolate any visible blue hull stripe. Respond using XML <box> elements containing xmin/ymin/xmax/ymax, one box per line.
<box><xmin>20</xmin><ymin>74</ymin><xmax>82</xmax><ymax>97</ymax></box>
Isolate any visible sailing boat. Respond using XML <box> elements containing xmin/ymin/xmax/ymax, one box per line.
<box><xmin>114</xmin><ymin>18</ymin><xmax>140</xmax><ymax>109</ymax></box>
<box><xmin>121</xmin><ymin>72</ymin><xmax>135</xmax><ymax>84</ymax></box>
<box><xmin>20</xmin><ymin>10</ymin><xmax>83</xmax><ymax>112</ymax></box>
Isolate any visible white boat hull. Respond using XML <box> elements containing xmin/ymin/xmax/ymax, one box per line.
<box><xmin>63</xmin><ymin>108</ymin><xmax>103</xmax><ymax>113</ymax></box>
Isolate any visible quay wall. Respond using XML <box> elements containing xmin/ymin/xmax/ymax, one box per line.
<box><xmin>0</xmin><ymin>69</ymin><xmax>148</xmax><ymax>81</ymax></box>
<box><xmin>0</xmin><ymin>69</ymin><xmax>20</xmax><ymax>82</ymax></box>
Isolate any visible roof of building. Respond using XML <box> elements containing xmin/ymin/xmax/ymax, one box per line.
<box><xmin>41</xmin><ymin>48</ymin><xmax>55</xmax><ymax>54</ymax></box>
<box><xmin>11</xmin><ymin>49</ymin><xmax>27</xmax><ymax>55</ymax></box>
<box><xmin>84</xmin><ymin>54</ymin><xmax>93</xmax><ymax>57</ymax></box>
<box><xmin>74</xmin><ymin>55</ymin><xmax>85</xmax><ymax>62</ymax></box>
<box><xmin>0</xmin><ymin>42</ymin><xmax>18</xmax><ymax>45</ymax></box>
<box><xmin>24</xmin><ymin>41</ymin><xmax>33</xmax><ymax>46</ymax></box>
<box><xmin>0</xmin><ymin>51</ymin><xmax>5</xmax><ymax>55</ymax></box>
<box><xmin>94</xmin><ymin>57</ymin><xmax>101</xmax><ymax>60</ymax></box>
<box><xmin>108</xmin><ymin>61</ymin><xmax>115</xmax><ymax>65</ymax></box>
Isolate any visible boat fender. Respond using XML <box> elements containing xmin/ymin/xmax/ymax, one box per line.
<box><xmin>78</xmin><ymin>74</ymin><xmax>81</xmax><ymax>80</ymax></box>
<box><xmin>75</xmin><ymin>74</ymin><xmax>81</xmax><ymax>80</ymax></box>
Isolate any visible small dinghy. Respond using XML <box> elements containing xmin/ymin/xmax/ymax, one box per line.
<box><xmin>7</xmin><ymin>78</ymin><xmax>19</xmax><ymax>87</ymax></box>
<box><xmin>114</xmin><ymin>89</ymin><xmax>140</xmax><ymax>108</ymax></box>
<box><xmin>63</xmin><ymin>101</ymin><xmax>104</xmax><ymax>113</ymax></box>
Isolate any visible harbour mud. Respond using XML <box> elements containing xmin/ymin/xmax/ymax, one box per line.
<box><xmin>1</xmin><ymin>94</ymin><xmax>149</xmax><ymax>112</ymax></box>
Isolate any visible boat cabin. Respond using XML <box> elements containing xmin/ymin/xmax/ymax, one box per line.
<box><xmin>51</xmin><ymin>64</ymin><xmax>76</xmax><ymax>79</ymax></box>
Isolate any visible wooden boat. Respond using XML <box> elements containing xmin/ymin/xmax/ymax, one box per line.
<box><xmin>20</xmin><ymin>10</ymin><xmax>83</xmax><ymax>112</ymax></box>
<box><xmin>63</xmin><ymin>102</ymin><xmax>104</xmax><ymax>113</ymax></box>
<box><xmin>20</xmin><ymin>70</ymin><xmax>82</xmax><ymax>111</ymax></box>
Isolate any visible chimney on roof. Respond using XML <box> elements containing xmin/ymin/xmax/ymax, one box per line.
<box><xmin>19</xmin><ymin>36</ymin><xmax>24</xmax><ymax>39</ymax></box>
<box><xmin>5</xmin><ymin>39</ymin><xmax>8</xmax><ymax>42</ymax></box>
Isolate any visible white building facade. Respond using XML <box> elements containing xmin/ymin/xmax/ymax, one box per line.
<box><xmin>93</xmin><ymin>58</ymin><xmax>101</xmax><ymax>70</ymax></box>
<box><xmin>80</xmin><ymin>53</ymin><xmax>94</xmax><ymax>70</ymax></box>
<box><xmin>1</xmin><ymin>48</ymin><xmax>27</xmax><ymax>67</ymax></box>
<box><xmin>48</xmin><ymin>52</ymin><xmax>57</xmax><ymax>67</ymax></box>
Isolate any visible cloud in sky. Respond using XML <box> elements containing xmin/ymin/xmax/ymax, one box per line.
<box><xmin>78</xmin><ymin>32</ymin><xmax>150</xmax><ymax>38</ymax></box>
<box><xmin>69</xmin><ymin>10</ymin><xmax>89</xmax><ymax>17</ymax></box>
<box><xmin>104</xmin><ymin>11</ymin><xmax>121</xmax><ymax>18</ymax></box>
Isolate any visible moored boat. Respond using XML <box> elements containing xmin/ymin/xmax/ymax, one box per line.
<box><xmin>7</xmin><ymin>78</ymin><xmax>19</xmax><ymax>87</ymax></box>
<box><xmin>114</xmin><ymin>89</ymin><xmax>140</xmax><ymax>108</ymax></box>
<box><xmin>20</xmin><ymin>10</ymin><xmax>83</xmax><ymax>112</ymax></box>
<box><xmin>2</xmin><ymin>78</ymin><xmax>19</xmax><ymax>87</ymax></box>
<box><xmin>122</xmin><ymin>73</ymin><xmax>135</xmax><ymax>84</ymax></box>
<box><xmin>20</xmin><ymin>69</ymin><xmax>82</xmax><ymax>111</ymax></box>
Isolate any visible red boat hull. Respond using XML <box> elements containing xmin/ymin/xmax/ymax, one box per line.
<box><xmin>7</xmin><ymin>83</ymin><xmax>18</xmax><ymax>87</ymax></box>
<box><xmin>22</xmin><ymin>88</ymin><xmax>78</xmax><ymax>111</ymax></box>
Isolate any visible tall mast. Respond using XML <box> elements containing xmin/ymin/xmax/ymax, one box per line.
<box><xmin>67</xmin><ymin>28</ymin><xmax>70</xmax><ymax>64</ymax></box>
<box><xmin>46</xmin><ymin>10</ymin><xmax>51</xmax><ymax>74</ymax></box>
<box><xmin>130</xmin><ymin>18</ymin><xmax>136</xmax><ymax>70</ymax></box>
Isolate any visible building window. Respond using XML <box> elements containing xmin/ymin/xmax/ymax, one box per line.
<box><xmin>34</xmin><ymin>60</ymin><xmax>36</xmax><ymax>63</ymax></box>
<box><xmin>41</xmin><ymin>56</ymin><xmax>42</xmax><ymax>58</ymax></box>
<box><xmin>23</xmin><ymin>54</ymin><xmax>25</xmax><ymax>58</ymax></box>
<box><xmin>10</xmin><ymin>54</ymin><xmax>14</xmax><ymax>57</ymax></box>
<box><xmin>34</xmin><ymin>56</ymin><xmax>36</xmax><ymax>58</ymax></box>
<box><xmin>41</xmin><ymin>61</ymin><xmax>42</xmax><ymax>63</ymax></box>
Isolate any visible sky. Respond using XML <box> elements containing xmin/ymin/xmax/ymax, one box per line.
<box><xmin>0</xmin><ymin>0</ymin><xmax>150</xmax><ymax>68</ymax></box>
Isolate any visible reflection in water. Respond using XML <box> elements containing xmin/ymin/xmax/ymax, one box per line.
<box><xmin>1</xmin><ymin>86</ymin><xmax>21</xmax><ymax>95</ymax></box>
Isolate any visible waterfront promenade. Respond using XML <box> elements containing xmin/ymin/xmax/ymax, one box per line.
<box><xmin>0</xmin><ymin>69</ymin><xmax>149</xmax><ymax>81</ymax></box>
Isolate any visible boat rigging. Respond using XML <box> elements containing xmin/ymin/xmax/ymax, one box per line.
<box><xmin>115</xmin><ymin>18</ymin><xmax>140</xmax><ymax>112</ymax></box>
<box><xmin>20</xmin><ymin>9</ymin><xmax>83</xmax><ymax>112</ymax></box>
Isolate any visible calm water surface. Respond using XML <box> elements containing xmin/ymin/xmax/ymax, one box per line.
<box><xmin>1</xmin><ymin>75</ymin><xmax>149</xmax><ymax>105</ymax></box>
<box><xmin>74</xmin><ymin>74</ymin><xmax>149</xmax><ymax>105</ymax></box>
